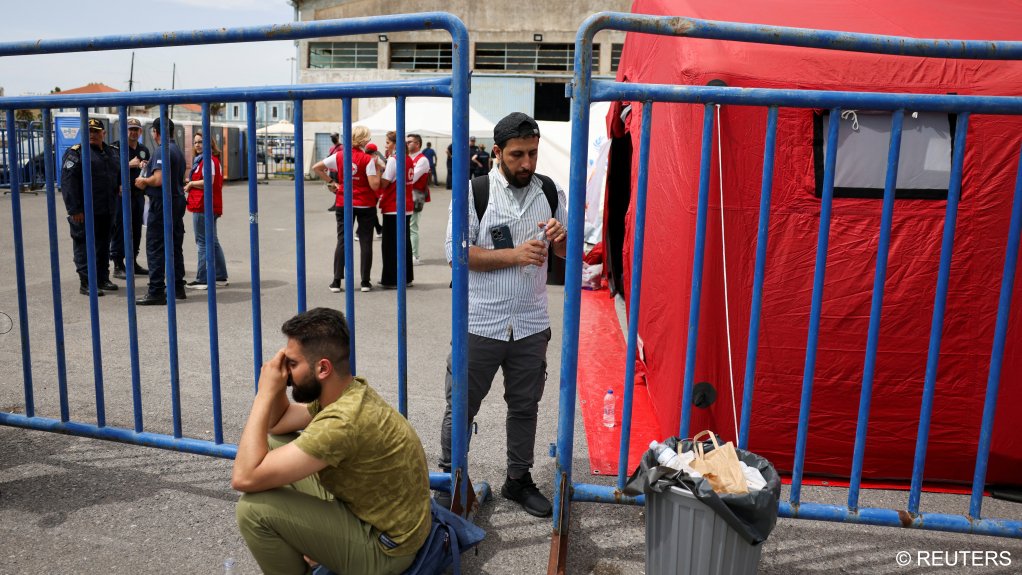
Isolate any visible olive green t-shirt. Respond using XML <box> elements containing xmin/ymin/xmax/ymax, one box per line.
<box><xmin>294</xmin><ymin>377</ymin><xmax>431</xmax><ymax>557</ymax></box>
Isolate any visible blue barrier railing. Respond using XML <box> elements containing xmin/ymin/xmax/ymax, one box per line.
<box><xmin>0</xmin><ymin>12</ymin><xmax>478</xmax><ymax>512</ymax></box>
<box><xmin>549</xmin><ymin>11</ymin><xmax>1022</xmax><ymax>573</ymax></box>
<box><xmin>0</xmin><ymin>118</ymin><xmax>46</xmax><ymax>191</ymax></box>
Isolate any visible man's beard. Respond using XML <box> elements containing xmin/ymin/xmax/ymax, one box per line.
<box><xmin>500</xmin><ymin>159</ymin><xmax>533</xmax><ymax>188</ymax></box>
<box><xmin>288</xmin><ymin>371</ymin><xmax>322</xmax><ymax>404</ymax></box>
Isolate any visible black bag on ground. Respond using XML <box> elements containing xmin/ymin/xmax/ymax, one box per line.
<box><xmin>624</xmin><ymin>435</ymin><xmax>781</xmax><ymax>545</ymax></box>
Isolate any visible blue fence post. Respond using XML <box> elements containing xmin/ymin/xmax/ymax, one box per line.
<box><xmin>201</xmin><ymin>104</ymin><xmax>225</xmax><ymax>444</ymax></box>
<box><xmin>246</xmin><ymin>101</ymin><xmax>263</xmax><ymax>391</ymax></box>
<box><xmin>6</xmin><ymin>109</ymin><xmax>35</xmax><ymax>418</ymax></box>
<box><xmin>40</xmin><ymin>108</ymin><xmax>69</xmax><ymax>422</ymax></box>
<box><xmin>396</xmin><ymin>97</ymin><xmax>409</xmax><ymax>417</ymax></box>
<box><xmin>159</xmin><ymin>106</ymin><xmax>183</xmax><ymax>438</ymax></box>
<box><xmin>294</xmin><ymin>99</ymin><xmax>307</xmax><ymax>313</ymax></box>
<box><xmin>738</xmin><ymin>105</ymin><xmax>778</xmax><ymax>449</ymax></box>
<box><xmin>117</xmin><ymin>106</ymin><xmax>144</xmax><ymax>432</ymax></box>
<box><xmin>77</xmin><ymin>108</ymin><xmax>106</xmax><ymax>427</ymax></box>
<box><xmin>908</xmin><ymin>113</ymin><xmax>970</xmax><ymax>514</ymax></box>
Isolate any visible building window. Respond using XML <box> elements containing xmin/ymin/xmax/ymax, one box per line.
<box><xmin>390</xmin><ymin>43</ymin><xmax>452</xmax><ymax>70</ymax></box>
<box><xmin>611</xmin><ymin>43</ymin><xmax>624</xmax><ymax>72</ymax></box>
<box><xmin>475</xmin><ymin>43</ymin><xmax>598</xmax><ymax>72</ymax></box>
<box><xmin>309</xmin><ymin>42</ymin><xmax>379</xmax><ymax>69</ymax></box>
<box><xmin>813</xmin><ymin>110</ymin><xmax>954</xmax><ymax>200</ymax></box>
<box><xmin>272</xmin><ymin>106</ymin><xmax>279</xmax><ymax>119</ymax></box>
<box><xmin>232</xmin><ymin>105</ymin><xmax>240</xmax><ymax>118</ymax></box>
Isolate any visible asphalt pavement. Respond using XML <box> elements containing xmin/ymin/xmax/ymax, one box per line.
<box><xmin>1</xmin><ymin>179</ymin><xmax>1020</xmax><ymax>574</ymax></box>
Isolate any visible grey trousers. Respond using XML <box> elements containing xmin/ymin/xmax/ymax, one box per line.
<box><xmin>439</xmin><ymin>328</ymin><xmax>551</xmax><ymax>477</ymax></box>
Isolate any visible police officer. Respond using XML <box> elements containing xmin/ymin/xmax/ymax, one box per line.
<box><xmin>109</xmin><ymin>117</ymin><xmax>150</xmax><ymax>279</ymax></box>
<box><xmin>135</xmin><ymin>117</ymin><xmax>187</xmax><ymax>306</ymax></box>
<box><xmin>60</xmin><ymin>118</ymin><xmax>120</xmax><ymax>296</ymax></box>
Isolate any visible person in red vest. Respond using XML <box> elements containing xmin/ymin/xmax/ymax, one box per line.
<box><xmin>312</xmin><ymin>125</ymin><xmax>382</xmax><ymax>292</ymax></box>
<box><xmin>376</xmin><ymin>131</ymin><xmax>415</xmax><ymax>288</ymax></box>
<box><xmin>184</xmin><ymin>132</ymin><xmax>228</xmax><ymax>289</ymax></box>
<box><xmin>405</xmin><ymin>133</ymin><xmax>431</xmax><ymax>266</ymax></box>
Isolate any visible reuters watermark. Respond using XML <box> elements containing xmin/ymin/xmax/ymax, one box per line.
<box><xmin>895</xmin><ymin>550</ymin><xmax>1012</xmax><ymax>568</ymax></box>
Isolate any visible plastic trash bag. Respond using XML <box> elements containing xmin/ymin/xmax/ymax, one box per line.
<box><xmin>624</xmin><ymin>434</ymin><xmax>781</xmax><ymax>545</ymax></box>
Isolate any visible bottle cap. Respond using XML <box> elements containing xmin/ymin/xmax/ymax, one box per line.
<box><xmin>606</xmin><ymin>389</ymin><xmax>613</xmax><ymax>394</ymax></box>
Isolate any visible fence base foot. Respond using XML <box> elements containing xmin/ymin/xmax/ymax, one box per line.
<box><xmin>547</xmin><ymin>472</ymin><xmax>572</xmax><ymax>575</ymax></box>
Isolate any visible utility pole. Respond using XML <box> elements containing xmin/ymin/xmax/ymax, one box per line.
<box><xmin>128</xmin><ymin>52</ymin><xmax>135</xmax><ymax>92</ymax></box>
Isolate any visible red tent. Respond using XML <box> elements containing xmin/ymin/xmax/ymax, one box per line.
<box><xmin>603</xmin><ymin>0</ymin><xmax>1022</xmax><ymax>486</ymax></box>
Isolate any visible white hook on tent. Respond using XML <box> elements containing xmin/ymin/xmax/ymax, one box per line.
<box><xmin>840</xmin><ymin>109</ymin><xmax>860</xmax><ymax>131</ymax></box>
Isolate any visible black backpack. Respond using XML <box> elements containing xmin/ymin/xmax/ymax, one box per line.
<box><xmin>470</xmin><ymin>174</ymin><xmax>558</xmax><ymax>222</ymax></box>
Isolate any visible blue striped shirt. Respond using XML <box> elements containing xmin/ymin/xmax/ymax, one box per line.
<box><xmin>445</xmin><ymin>167</ymin><xmax>568</xmax><ymax>340</ymax></box>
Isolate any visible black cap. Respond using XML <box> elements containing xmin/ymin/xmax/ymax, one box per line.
<box><xmin>493</xmin><ymin>112</ymin><xmax>540</xmax><ymax>146</ymax></box>
<box><xmin>87</xmin><ymin>118</ymin><xmax>103</xmax><ymax>131</ymax></box>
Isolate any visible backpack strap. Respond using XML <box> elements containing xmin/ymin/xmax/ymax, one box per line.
<box><xmin>470</xmin><ymin>173</ymin><xmax>558</xmax><ymax>224</ymax></box>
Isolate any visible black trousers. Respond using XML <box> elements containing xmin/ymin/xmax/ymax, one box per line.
<box><xmin>68</xmin><ymin>213</ymin><xmax>112</xmax><ymax>283</ymax></box>
<box><xmin>145</xmin><ymin>193</ymin><xmax>186</xmax><ymax>295</ymax></box>
<box><xmin>333</xmin><ymin>206</ymin><xmax>376</xmax><ymax>285</ymax></box>
<box><xmin>440</xmin><ymin>328</ymin><xmax>551</xmax><ymax>476</ymax></box>
<box><xmin>380</xmin><ymin>214</ymin><xmax>414</xmax><ymax>287</ymax></box>
<box><xmin>110</xmin><ymin>192</ymin><xmax>145</xmax><ymax>264</ymax></box>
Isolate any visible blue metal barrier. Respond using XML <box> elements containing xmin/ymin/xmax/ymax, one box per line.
<box><xmin>0</xmin><ymin>12</ymin><xmax>476</xmax><ymax>512</ymax></box>
<box><xmin>0</xmin><ymin>118</ymin><xmax>46</xmax><ymax>191</ymax></box>
<box><xmin>549</xmin><ymin>11</ymin><xmax>1022</xmax><ymax>572</ymax></box>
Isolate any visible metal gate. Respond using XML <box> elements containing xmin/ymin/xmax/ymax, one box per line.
<box><xmin>0</xmin><ymin>13</ymin><xmax>477</xmax><ymax>508</ymax></box>
<box><xmin>550</xmin><ymin>11</ymin><xmax>1022</xmax><ymax>572</ymax></box>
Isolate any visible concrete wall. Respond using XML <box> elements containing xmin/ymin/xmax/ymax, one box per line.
<box><xmin>294</xmin><ymin>1</ymin><xmax>629</xmax><ymax>122</ymax></box>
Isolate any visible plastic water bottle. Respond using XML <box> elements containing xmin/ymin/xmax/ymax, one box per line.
<box><xmin>649</xmin><ymin>440</ymin><xmax>684</xmax><ymax>470</ymax></box>
<box><xmin>522</xmin><ymin>228</ymin><xmax>548</xmax><ymax>276</ymax></box>
<box><xmin>602</xmin><ymin>389</ymin><xmax>616</xmax><ymax>428</ymax></box>
<box><xmin>223</xmin><ymin>558</ymin><xmax>236</xmax><ymax>574</ymax></box>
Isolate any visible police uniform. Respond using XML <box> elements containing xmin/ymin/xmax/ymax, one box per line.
<box><xmin>60</xmin><ymin>119</ymin><xmax>121</xmax><ymax>292</ymax></box>
<box><xmin>138</xmin><ymin>118</ymin><xmax>187</xmax><ymax>303</ymax></box>
<box><xmin>109</xmin><ymin>119</ymin><xmax>151</xmax><ymax>276</ymax></box>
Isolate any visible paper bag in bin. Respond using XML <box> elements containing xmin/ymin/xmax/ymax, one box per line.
<box><xmin>689</xmin><ymin>430</ymin><xmax>749</xmax><ymax>494</ymax></box>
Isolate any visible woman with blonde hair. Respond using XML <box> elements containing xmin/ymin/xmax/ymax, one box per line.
<box><xmin>312</xmin><ymin>125</ymin><xmax>383</xmax><ymax>292</ymax></box>
<box><xmin>184</xmin><ymin>132</ymin><xmax>228</xmax><ymax>289</ymax></box>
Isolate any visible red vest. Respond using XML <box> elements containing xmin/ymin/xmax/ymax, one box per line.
<box><xmin>411</xmin><ymin>152</ymin><xmax>431</xmax><ymax>202</ymax></box>
<box><xmin>380</xmin><ymin>155</ymin><xmax>415</xmax><ymax>214</ymax></box>
<box><xmin>334</xmin><ymin>147</ymin><xmax>378</xmax><ymax>208</ymax></box>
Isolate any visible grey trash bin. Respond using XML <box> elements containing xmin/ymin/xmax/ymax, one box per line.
<box><xmin>646</xmin><ymin>485</ymin><xmax>762</xmax><ymax>575</ymax></box>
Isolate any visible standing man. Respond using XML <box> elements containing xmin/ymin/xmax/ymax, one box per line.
<box><xmin>109</xmin><ymin>117</ymin><xmax>150</xmax><ymax>279</ymax></box>
<box><xmin>61</xmin><ymin>118</ymin><xmax>121</xmax><ymax>296</ymax></box>
<box><xmin>232</xmin><ymin>307</ymin><xmax>430</xmax><ymax>575</ymax></box>
<box><xmin>135</xmin><ymin>118</ymin><xmax>187</xmax><ymax>306</ymax></box>
<box><xmin>440</xmin><ymin>113</ymin><xmax>567</xmax><ymax>517</ymax></box>
<box><xmin>406</xmin><ymin>133</ymin><xmax>431</xmax><ymax>266</ymax></box>
<box><xmin>422</xmin><ymin>141</ymin><xmax>438</xmax><ymax>186</ymax></box>
<box><xmin>445</xmin><ymin>143</ymin><xmax>453</xmax><ymax>190</ymax></box>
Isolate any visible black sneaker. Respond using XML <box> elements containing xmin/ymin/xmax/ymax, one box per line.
<box><xmin>79</xmin><ymin>284</ymin><xmax>105</xmax><ymax>297</ymax></box>
<box><xmin>100</xmin><ymin>280</ymin><xmax>118</xmax><ymax>291</ymax></box>
<box><xmin>501</xmin><ymin>472</ymin><xmax>552</xmax><ymax>517</ymax></box>
<box><xmin>328</xmin><ymin>280</ymin><xmax>342</xmax><ymax>293</ymax></box>
<box><xmin>112</xmin><ymin>265</ymin><xmax>127</xmax><ymax>280</ymax></box>
<box><xmin>186</xmin><ymin>280</ymin><xmax>208</xmax><ymax>290</ymax></box>
<box><xmin>360</xmin><ymin>281</ymin><xmax>372</xmax><ymax>292</ymax></box>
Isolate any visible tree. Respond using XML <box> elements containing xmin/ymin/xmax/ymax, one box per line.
<box><xmin>50</xmin><ymin>87</ymin><xmax>61</xmax><ymax>94</ymax></box>
<box><xmin>15</xmin><ymin>109</ymin><xmax>38</xmax><ymax>122</ymax></box>
<box><xmin>209</xmin><ymin>102</ymin><xmax>226</xmax><ymax>120</ymax></box>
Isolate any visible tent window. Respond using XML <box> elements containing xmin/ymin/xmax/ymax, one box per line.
<box><xmin>390</xmin><ymin>43</ymin><xmax>452</xmax><ymax>70</ymax></box>
<box><xmin>813</xmin><ymin>110</ymin><xmax>955</xmax><ymax>200</ymax></box>
<box><xmin>309</xmin><ymin>42</ymin><xmax>379</xmax><ymax>69</ymax></box>
<box><xmin>475</xmin><ymin>43</ymin><xmax>598</xmax><ymax>72</ymax></box>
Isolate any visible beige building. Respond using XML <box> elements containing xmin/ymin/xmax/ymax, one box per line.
<box><xmin>291</xmin><ymin>1</ymin><xmax>631</xmax><ymax>125</ymax></box>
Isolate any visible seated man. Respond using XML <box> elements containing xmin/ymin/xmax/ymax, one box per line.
<box><xmin>232</xmin><ymin>307</ymin><xmax>431</xmax><ymax>575</ymax></box>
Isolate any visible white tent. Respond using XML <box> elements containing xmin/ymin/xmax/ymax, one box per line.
<box><xmin>356</xmin><ymin>98</ymin><xmax>495</xmax><ymax>138</ymax></box>
<box><xmin>256</xmin><ymin>120</ymin><xmax>295</xmax><ymax>135</ymax></box>
<box><xmin>534</xmin><ymin>102</ymin><xmax>611</xmax><ymax>243</ymax></box>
